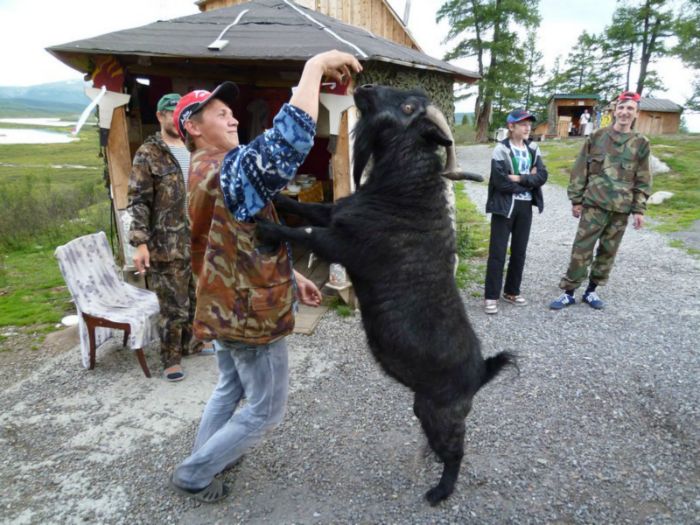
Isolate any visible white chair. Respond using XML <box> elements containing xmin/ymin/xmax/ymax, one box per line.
<box><xmin>54</xmin><ymin>231</ymin><xmax>160</xmax><ymax>377</ymax></box>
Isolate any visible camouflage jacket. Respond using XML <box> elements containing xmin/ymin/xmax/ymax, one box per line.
<box><xmin>127</xmin><ymin>133</ymin><xmax>190</xmax><ymax>262</ymax></box>
<box><xmin>568</xmin><ymin>127</ymin><xmax>652</xmax><ymax>214</ymax></box>
<box><xmin>193</xmin><ymin>104</ymin><xmax>315</xmax><ymax>344</ymax></box>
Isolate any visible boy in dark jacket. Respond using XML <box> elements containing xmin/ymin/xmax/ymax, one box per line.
<box><xmin>484</xmin><ymin>109</ymin><xmax>548</xmax><ymax>314</ymax></box>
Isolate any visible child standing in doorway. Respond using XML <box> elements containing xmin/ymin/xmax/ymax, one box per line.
<box><xmin>483</xmin><ymin>109</ymin><xmax>548</xmax><ymax>314</ymax></box>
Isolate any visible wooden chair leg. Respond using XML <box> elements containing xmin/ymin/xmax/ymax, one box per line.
<box><xmin>84</xmin><ymin>315</ymin><xmax>97</xmax><ymax>370</ymax></box>
<box><xmin>134</xmin><ymin>348</ymin><xmax>152</xmax><ymax>378</ymax></box>
<box><xmin>122</xmin><ymin>327</ymin><xmax>131</xmax><ymax>348</ymax></box>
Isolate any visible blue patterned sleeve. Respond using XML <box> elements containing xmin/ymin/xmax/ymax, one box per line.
<box><xmin>220</xmin><ymin>103</ymin><xmax>316</xmax><ymax>222</ymax></box>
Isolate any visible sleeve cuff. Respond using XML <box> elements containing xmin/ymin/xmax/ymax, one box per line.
<box><xmin>274</xmin><ymin>103</ymin><xmax>315</xmax><ymax>154</ymax></box>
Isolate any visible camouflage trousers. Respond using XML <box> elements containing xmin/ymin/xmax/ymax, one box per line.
<box><xmin>560</xmin><ymin>206</ymin><xmax>630</xmax><ymax>290</ymax></box>
<box><xmin>148</xmin><ymin>260</ymin><xmax>197</xmax><ymax>368</ymax></box>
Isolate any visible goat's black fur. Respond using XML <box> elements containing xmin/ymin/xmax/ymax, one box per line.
<box><xmin>257</xmin><ymin>85</ymin><xmax>516</xmax><ymax>505</ymax></box>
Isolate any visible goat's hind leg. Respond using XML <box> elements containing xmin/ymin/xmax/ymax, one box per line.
<box><xmin>414</xmin><ymin>394</ymin><xmax>472</xmax><ymax>506</ymax></box>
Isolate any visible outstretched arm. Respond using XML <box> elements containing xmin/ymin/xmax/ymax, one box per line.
<box><xmin>289</xmin><ymin>50</ymin><xmax>363</xmax><ymax>121</ymax></box>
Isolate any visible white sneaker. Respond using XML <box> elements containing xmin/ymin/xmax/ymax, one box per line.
<box><xmin>484</xmin><ymin>299</ymin><xmax>498</xmax><ymax>314</ymax></box>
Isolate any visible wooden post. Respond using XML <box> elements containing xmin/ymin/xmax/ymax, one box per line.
<box><xmin>331</xmin><ymin>111</ymin><xmax>351</xmax><ymax>201</ymax></box>
<box><xmin>105</xmin><ymin>106</ymin><xmax>133</xmax><ymax>267</ymax></box>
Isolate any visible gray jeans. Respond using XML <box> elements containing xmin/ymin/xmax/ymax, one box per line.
<box><xmin>172</xmin><ymin>338</ymin><xmax>289</xmax><ymax>490</ymax></box>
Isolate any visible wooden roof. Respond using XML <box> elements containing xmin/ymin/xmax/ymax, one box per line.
<box><xmin>47</xmin><ymin>0</ymin><xmax>479</xmax><ymax>83</ymax></box>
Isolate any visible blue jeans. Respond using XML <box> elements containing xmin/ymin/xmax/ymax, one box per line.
<box><xmin>172</xmin><ymin>338</ymin><xmax>289</xmax><ymax>490</ymax></box>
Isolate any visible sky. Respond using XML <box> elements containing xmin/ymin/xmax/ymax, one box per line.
<box><xmin>0</xmin><ymin>0</ymin><xmax>696</xmax><ymax>124</ymax></box>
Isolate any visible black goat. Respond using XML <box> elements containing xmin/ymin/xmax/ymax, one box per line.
<box><xmin>257</xmin><ymin>85</ymin><xmax>516</xmax><ymax>505</ymax></box>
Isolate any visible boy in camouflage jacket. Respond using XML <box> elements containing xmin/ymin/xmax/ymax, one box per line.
<box><xmin>550</xmin><ymin>91</ymin><xmax>652</xmax><ymax>310</ymax></box>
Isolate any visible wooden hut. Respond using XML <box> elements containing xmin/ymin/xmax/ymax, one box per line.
<box><xmin>46</xmin><ymin>0</ymin><xmax>479</xmax><ymax>271</ymax></box>
<box><xmin>546</xmin><ymin>94</ymin><xmax>599</xmax><ymax>138</ymax></box>
<box><xmin>601</xmin><ymin>97</ymin><xmax>684</xmax><ymax>135</ymax></box>
<box><xmin>635</xmin><ymin>98</ymin><xmax>683</xmax><ymax>135</ymax></box>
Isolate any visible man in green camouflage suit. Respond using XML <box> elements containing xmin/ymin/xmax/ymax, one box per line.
<box><xmin>550</xmin><ymin>91</ymin><xmax>651</xmax><ymax>310</ymax></box>
<box><xmin>128</xmin><ymin>93</ymin><xmax>198</xmax><ymax>381</ymax></box>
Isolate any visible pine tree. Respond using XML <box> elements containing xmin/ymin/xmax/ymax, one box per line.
<box><xmin>674</xmin><ymin>0</ymin><xmax>700</xmax><ymax>109</ymax></box>
<box><xmin>437</xmin><ymin>0</ymin><xmax>540</xmax><ymax>142</ymax></box>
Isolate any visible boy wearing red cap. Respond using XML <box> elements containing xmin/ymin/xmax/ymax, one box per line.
<box><xmin>550</xmin><ymin>91</ymin><xmax>651</xmax><ymax>310</ymax></box>
<box><xmin>169</xmin><ymin>50</ymin><xmax>362</xmax><ymax>503</ymax></box>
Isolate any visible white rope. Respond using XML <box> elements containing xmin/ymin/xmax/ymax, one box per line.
<box><xmin>282</xmin><ymin>0</ymin><xmax>368</xmax><ymax>58</ymax></box>
<box><xmin>212</xmin><ymin>9</ymin><xmax>250</xmax><ymax>43</ymax></box>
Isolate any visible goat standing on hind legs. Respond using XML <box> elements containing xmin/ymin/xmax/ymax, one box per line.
<box><xmin>256</xmin><ymin>84</ymin><xmax>516</xmax><ymax>505</ymax></box>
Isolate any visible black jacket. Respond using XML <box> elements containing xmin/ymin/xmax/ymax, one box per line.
<box><xmin>486</xmin><ymin>138</ymin><xmax>548</xmax><ymax>218</ymax></box>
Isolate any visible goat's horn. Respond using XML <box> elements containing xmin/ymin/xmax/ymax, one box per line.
<box><xmin>425</xmin><ymin>105</ymin><xmax>484</xmax><ymax>183</ymax></box>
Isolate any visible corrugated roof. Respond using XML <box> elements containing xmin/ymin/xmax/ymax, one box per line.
<box><xmin>47</xmin><ymin>0</ymin><xmax>479</xmax><ymax>83</ymax></box>
<box><xmin>639</xmin><ymin>98</ymin><xmax>683</xmax><ymax>113</ymax></box>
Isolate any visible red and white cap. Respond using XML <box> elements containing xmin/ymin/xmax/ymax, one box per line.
<box><xmin>173</xmin><ymin>81</ymin><xmax>239</xmax><ymax>139</ymax></box>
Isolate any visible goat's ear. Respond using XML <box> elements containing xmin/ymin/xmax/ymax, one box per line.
<box><xmin>421</xmin><ymin>121</ymin><xmax>452</xmax><ymax>147</ymax></box>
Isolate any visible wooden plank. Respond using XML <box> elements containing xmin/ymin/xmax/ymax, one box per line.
<box><xmin>332</xmin><ymin>111</ymin><xmax>351</xmax><ymax>201</ymax></box>
<box><xmin>106</xmin><ymin>106</ymin><xmax>133</xmax><ymax>265</ymax></box>
<box><xmin>293</xmin><ymin>304</ymin><xmax>329</xmax><ymax>335</ymax></box>
<box><xmin>106</xmin><ymin>107</ymin><xmax>132</xmax><ymax>211</ymax></box>
<box><xmin>371</xmin><ymin>0</ymin><xmax>383</xmax><ymax>35</ymax></box>
<box><xmin>351</xmin><ymin>0</ymin><xmax>363</xmax><ymax>27</ymax></box>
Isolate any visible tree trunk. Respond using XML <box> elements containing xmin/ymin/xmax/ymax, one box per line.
<box><xmin>475</xmin><ymin>98</ymin><xmax>492</xmax><ymax>143</ymax></box>
<box><xmin>625</xmin><ymin>45</ymin><xmax>633</xmax><ymax>90</ymax></box>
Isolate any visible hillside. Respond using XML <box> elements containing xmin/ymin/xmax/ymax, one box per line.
<box><xmin>0</xmin><ymin>79</ymin><xmax>87</xmax><ymax>117</ymax></box>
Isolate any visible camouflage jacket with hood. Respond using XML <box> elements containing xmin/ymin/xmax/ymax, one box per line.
<box><xmin>127</xmin><ymin>132</ymin><xmax>190</xmax><ymax>262</ymax></box>
<box><xmin>568</xmin><ymin>127</ymin><xmax>652</xmax><ymax>214</ymax></box>
<box><xmin>192</xmin><ymin>103</ymin><xmax>315</xmax><ymax>345</ymax></box>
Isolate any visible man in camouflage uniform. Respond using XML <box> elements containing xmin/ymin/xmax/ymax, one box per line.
<box><xmin>550</xmin><ymin>91</ymin><xmax>651</xmax><ymax>310</ymax></box>
<box><xmin>168</xmin><ymin>50</ymin><xmax>362</xmax><ymax>503</ymax></box>
<box><xmin>128</xmin><ymin>93</ymin><xmax>198</xmax><ymax>381</ymax></box>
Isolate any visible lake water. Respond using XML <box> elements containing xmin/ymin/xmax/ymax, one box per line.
<box><xmin>0</xmin><ymin>118</ymin><xmax>78</xmax><ymax>127</ymax></box>
<box><xmin>0</xmin><ymin>128</ymin><xmax>78</xmax><ymax>144</ymax></box>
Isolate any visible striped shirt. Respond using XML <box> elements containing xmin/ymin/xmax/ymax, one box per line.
<box><xmin>168</xmin><ymin>144</ymin><xmax>191</xmax><ymax>190</ymax></box>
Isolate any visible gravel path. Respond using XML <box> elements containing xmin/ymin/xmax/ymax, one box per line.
<box><xmin>1</xmin><ymin>145</ymin><xmax>698</xmax><ymax>524</ymax></box>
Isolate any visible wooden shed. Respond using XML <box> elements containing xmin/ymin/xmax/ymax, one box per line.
<box><xmin>47</xmin><ymin>0</ymin><xmax>479</xmax><ymax>272</ymax></box>
<box><xmin>635</xmin><ymin>98</ymin><xmax>683</xmax><ymax>135</ymax></box>
<box><xmin>546</xmin><ymin>94</ymin><xmax>599</xmax><ymax>138</ymax></box>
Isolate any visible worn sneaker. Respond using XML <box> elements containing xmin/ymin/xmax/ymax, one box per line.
<box><xmin>503</xmin><ymin>293</ymin><xmax>527</xmax><ymax>306</ymax></box>
<box><xmin>549</xmin><ymin>293</ymin><xmax>575</xmax><ymax>310</ymax></box>
<box><xmin>583</xmin><ymin>291</ymin><xmax>604</xmax><ymax>309</ymax></box>
<box><xmin>484</xmin><ymin>299</ymin><xmax>499</xmax><ymax>315</ymax></box>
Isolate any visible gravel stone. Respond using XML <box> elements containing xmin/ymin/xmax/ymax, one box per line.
<box><xmin>0</xmin><ymin>145</ymin><xmax>697</xmax><ymax>524</ymax></box>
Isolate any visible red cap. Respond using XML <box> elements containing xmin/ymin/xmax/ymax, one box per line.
<box><xmin>617</xmin><ymin>91</ymin><xmax>641</xmax><ymax>103</ymax></box>
<box><xmin>173</xmin><ymin>81</ymin><xmax>239</xmax><ymax>139</ymax></box>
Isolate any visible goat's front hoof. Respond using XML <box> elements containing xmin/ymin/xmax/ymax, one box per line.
<box><xmin>424</xmin><ymin>484</ymin><xmax>452</xmax><ymax>506</ymax></box>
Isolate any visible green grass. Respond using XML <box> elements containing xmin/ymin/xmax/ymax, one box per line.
<box><xmin>453</xmin><ymin>124</ymin><xmax>477</xmax><ymax>146</ymax></box>
<box><xmin>0</xmin><ymin>200</ymin><xmax>110</xmax><ymax>327</ymax></box>
<box><xmin>454</xmin><ymin>181</ymin><xmax>489</xmax><ymax>289</ymax></box>
<box><xmin>539</xmin><ymin>134</ymin><xmax>700</xmax><ymax>238</ymax></box>
<box><xmin>328</xmin><ymin>297</ymin><xmax>354</xmax><ymax>317</ymax></box>
<box><xmin>646</xmin><ymin>135</ymin><xmax>700</xmax><ymax>233</ymax></box>
<box><xmin>0</xmin><ymin>124</ymin><xmax>110</xmax><ymax>328</ymax></box>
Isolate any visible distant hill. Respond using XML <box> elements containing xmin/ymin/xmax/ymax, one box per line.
<box><xmin>0</xmin><ymin>79</ymin><xmax>88</xmax><ymax>117</ymax></box>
